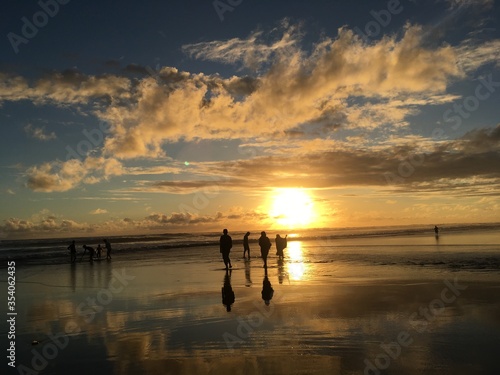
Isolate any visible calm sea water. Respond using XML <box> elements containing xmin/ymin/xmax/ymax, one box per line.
<box><xmin>1</xmin><ymin>223</ymin><xmax>499</xmax><ymax>271</ymax></box>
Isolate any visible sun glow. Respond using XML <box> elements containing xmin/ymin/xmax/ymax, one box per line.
<box><xmin>269</xmin><ymin>188</ymin><xmax>316</xmax><ymax>228</ymax></box>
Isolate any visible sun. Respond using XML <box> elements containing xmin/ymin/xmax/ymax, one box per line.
<box><xmin>269</xmin><ymin>188</ymin><xmax>316</xmax><ymax>228</ymax></box>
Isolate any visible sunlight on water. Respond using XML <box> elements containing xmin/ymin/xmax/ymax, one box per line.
<box><xmin>287</xmin><ymin>241</ymin><xmax>307</xmax><ymax>281</ymax></box>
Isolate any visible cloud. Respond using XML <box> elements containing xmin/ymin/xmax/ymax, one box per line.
<box><xmin>182</xmin><ymin>21</ymin><xmax>300</xmax><ymax>70</ymax></box>
<box><xmin>7</xmin><ymin>20</ymin><xmax>499</xmax><ymax>191</ymax></box>
<box><xmin>0</xmin><ymin>210</ymin><xmax>228</xmax><ymax>238</ymax></box>
<box><xmin>445</xmin><ymin>0</ymin><xmax>494</xmax><ymax>9</ymax></box>
<box><xmin>124</xmin><ymin>124</ymin><xmax>500</xmax><ymax>196</ymax></box>
<box><xmin>26</xmin><ymin>157</ymin><xmax>123</xmax><ymax>192</ymax></box>
<box><xmin>90</xmin><ymin>208</ymin><xmax>108</xmax><ymax>215</ymax></box>
<box><xmin>99</xmin><ymin>24</ymin><xmax>466</xmax><ymax>158</ymax></box>
<box><xmin>24</xmin><ymin>124</ymin><xmax>57</xmax><ymax>141</ymax></box>
<box><xmin>0</xmin><ymin>70</ymin><xmax>130</xmax><ymax>105</ymax></box>
<box><xmin>456</xmin><ymin>39</ymin><xmax>500</xmax><ymax>72</ymax></box>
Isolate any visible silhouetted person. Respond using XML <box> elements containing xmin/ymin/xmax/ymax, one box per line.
<box><xmin>221</xmin><ymin>270</ymin><xmax>235</xmax><ymax>312</ymax></box>
<box><xmin>104</xmin><ymin>239</ymin><xmax>112</xmax><ymax>260</ymax></box>
<box><xmin>68</xmin><ymin>240</ymin><xmax>77</xmax><ymax>263</ymax></box>
<box><xmin>83</xmin><ymin>245</ymin><xmax>95</xmax><ymax>262</ymax></box>
<box><xmin>96</xmin><ymin>244</ymin><xmax>102</xmax><ymax>259</ymax></box>
<box><xmin>262</xmin><ymin>268</ymin><xmax>274</xmax><ymax>305</ymax></box>
<box><xmin>220</xmin><ymin>229</ymin><xmax>232</xmax><ymax>270</ymax></box>
<box><xmin>243</xmin><ymin>232</ymin><xmax>251</xmax><ymax>259</ymax></box>
<box><xmin>259</xmin><ymin>231</ymin><xmax>272</xmax><ymax>268</ymax></box>
<box><xmin>434</xmin><ymin>225</ymin><xmax>439</xmax><ymax>240</ymax></box>
<box><xmin>275</xmin><ymin>234</ymin><xmax>287</xmax><ymax>259</ymax></box>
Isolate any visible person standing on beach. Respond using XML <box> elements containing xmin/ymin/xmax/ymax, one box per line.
<box><xmin>104</xmin><ymin>239</ymin><xmax>112</xmax><ymax>260</ymax></box>
<box><xmin>68</xmin><ymin>240</ymin><xmax>76</xmax><ymax>263</ymax></box>
<box><xmin>243</xmin><ymin>231</ymin><xmax>251</xmax><ymax>259</ymax></box>
<box><xmin>96</xmin><ymin>244</ymin><xmax>102</xmax><ymax>259</ymax></box>
<box><xmin>220</xmin><ymin>229</ymin><xmax>232</xmax><ymax>270</ymax></box>
<box><xmin>275</xmin><ymin>234</ymin><xmax>287</xmax><ymax>259</ymax></box>
<box><xmin>259</xmin><ymin>231</ymin><xmax>272</xmax><ymax>268</ymax></box>
<box><xmin>83</xmin><ymin>245</ymin><xmax>95</xmax><ymax>263</ymax></box>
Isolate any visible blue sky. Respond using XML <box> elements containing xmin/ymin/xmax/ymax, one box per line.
<box><xmin>1</xmin><ymin>0</ymin><xmax>499</xmax><ymax>238</ymax></box>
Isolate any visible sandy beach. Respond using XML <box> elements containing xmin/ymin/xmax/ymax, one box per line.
<box><xmin>2</xmin><ymin>229</ymin><xmax>500</xmax><ymax>375</ymax></box>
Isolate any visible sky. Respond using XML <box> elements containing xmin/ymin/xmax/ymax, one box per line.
<box><xmin>1</xmin><ymin>0</ymin><xmax>500</xmax><ymax>239</ymax></box>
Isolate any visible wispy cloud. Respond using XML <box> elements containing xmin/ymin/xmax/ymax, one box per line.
<box><xmin>24</xmin><ymin>124</ymin><xmax>57</xmax><ymax>141</ymax></box>
<box><xmin>90</xmin><ymin>208</ymin><xmax>108</xmax><ymax>215</ymax></box>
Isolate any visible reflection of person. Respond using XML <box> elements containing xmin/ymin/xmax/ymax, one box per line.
<box><xmin>68</xmin><ymin>240</ymin><xmax>76</xmax><ymax>263</ymax></box>
<box><xmin>277</xmin><ymin>258</ymin><xmax>285</xmax><ymax>284</ymax></box>
<box><xmin>221</xmin><ymin>270</ymin><xmax>235</xmax><ymax>312</ymax></box>
<box><xmin>259</xmin><ymin>231</ymin><xmax>272</xmax><ymax>268</ymax></box>
<box><xmin>243</xmin><ymin>232</ymin><xmax>251</xmax><ymax>259</ymax></box>
<box><xmin>220</xmin><ymin>229</ymin><xmax>233</xmax><ymax>270</ymax></box>
<box><xmin>261</xmin><ymin>268</ymin><xmax>274</xmax><ymax>305</ymax></box>
<box><xmin>275</xmin><ymin>234</ymin><xmax>287</xmax><ymax>259</ymax></box>
<box><xmin>104</xmin><ymin>239</ymin><xmax>112</xmax><ymax>260</ymax></box>
<box><xmin>244</xmin><ymin>258</ymin><xmax>252</xmax><ymax>287</ymax></box>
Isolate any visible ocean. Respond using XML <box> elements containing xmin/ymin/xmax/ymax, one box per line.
<box><xmin>1</xmin><ymin>223</ymin><xmax>499</xmax><ymax>272</ymax></box>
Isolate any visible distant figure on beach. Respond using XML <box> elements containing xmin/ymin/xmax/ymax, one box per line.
<box><xmin>220</xmin><ymin>229</ymin><xmax>233</xmax><ymax>270</ymax></box>
<box><xmin>434</xmin><ymin>225</ymin><xmax>439</xmax><ymax>240</ymax></box>
<box><xmin>82</xmin><ymin>245</ymin><xmax>95</xmax><ymax>262</ymax></box>
<box><xmin>261</xmin><ymin>268</ymin><xmax>274</xmax><ymax>305</ymax></box>
<box><xmin>221</xmin><ymin>270</ymin><xmax>235</xmax><ymax>312</ymax></box>
<box><xmin>275</xmin><ymin>234</ymin><xmax>287</xmax><ymax>259</ymax></box>
<box><xmin>243</xmin><ymin>231</ymin><xmax>251</xmax><ymax>259</ymax></box>
<box><xmin>104</xmin><ymin>239</ymin><xmax>112</xmax><ymax>260</ymax></box>
<box><xmin>68</xmin><ymin>240</ymin><xmax>76</xmax><ymax>263</ymax></box>
<box><xmin>259</xmin><ymin>231</ymin><xmax>272</xmax><ymax>268</ymax></box>
<box><xmin>96</xmin><ymin>244</ymin><xmax>102</xmax><ymax>259</ymax></box>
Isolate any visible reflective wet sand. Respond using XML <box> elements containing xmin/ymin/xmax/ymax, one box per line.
<box><xmin>6</xmin><ymin>240</ymin><xmax>500</xmax><ymax>375</ymax></box>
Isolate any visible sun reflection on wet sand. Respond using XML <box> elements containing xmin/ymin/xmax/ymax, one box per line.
<box><xmin>286</xmin><ymin>241</ymin><xmax>308</xmax><ymax>281</ymax></box>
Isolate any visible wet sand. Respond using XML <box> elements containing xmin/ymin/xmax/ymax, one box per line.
<box><xmin>3</xmin><ymin>243</ymin><xmax>500</xmax><ymax>375</ymax></box>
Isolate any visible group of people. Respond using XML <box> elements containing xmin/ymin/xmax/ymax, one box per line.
<box><xmin>220</xmin><ymin>229</ymin><xmax>287</xmax><ymax>270</ymax></box>
<box><xmin>67</xmin><ymin>239</ymin><xmax>112</xmax><ymax>263</ymax></box>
